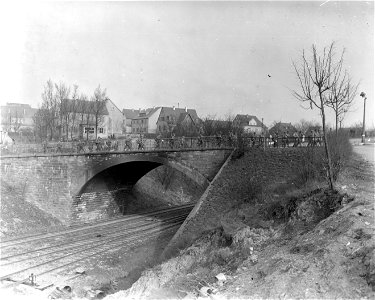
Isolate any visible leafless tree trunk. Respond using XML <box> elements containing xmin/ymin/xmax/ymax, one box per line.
<box><xmin>55</xmin><ymin>82</ymin><xmax>70</xmax><ymax>140</ymax></box>
<box><xmin>91</xmin><ymin>85</ymin><xmax>107</xmax><ymax>139</ymax></box>
<box><xmin>68</xmin><ymin>85</ymin><xmax>79</xmax><ymax>140</ymax></box>
<box><xmin>40</xmin><ymin>79</ymin><xmax>58</xmax><ymax>140</ymax></box>
<box><xmin>292</xmin><ymin>42</ymin><xmax>345</xmax><ymax>190</ymax></box>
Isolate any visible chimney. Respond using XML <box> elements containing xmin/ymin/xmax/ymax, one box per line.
<box><xmin>173</xmin><ymin>106</ymin><xmax>175</xmax><ymax>110</ymax></box>
<box><xmin>185</xmin><ymin>107</ymin><xmax>187</xmax><ymax>112</ymax></box>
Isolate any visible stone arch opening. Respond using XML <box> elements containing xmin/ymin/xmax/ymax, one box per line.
<box><xmin>72</xmin><ymin>156</ymin><xmax>209</xmax><ymax>224</ymax></box>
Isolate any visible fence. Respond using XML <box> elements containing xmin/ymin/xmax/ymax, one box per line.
<box><xmin>0</xmin><ymin>135</ymin><xmax>323</xmax><ymax>155</ymax></box>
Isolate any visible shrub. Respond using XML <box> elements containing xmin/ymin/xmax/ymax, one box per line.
<box><xmin>293</xmin><ymin>147</ymin><xmax>325</xmax><ymax>186</ymax></box>
<box><xmin>326</xmin><ymin>131</ymin><xmax>353</xmax><ymax>180</ymax></box>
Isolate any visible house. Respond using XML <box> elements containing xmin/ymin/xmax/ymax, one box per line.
<box><xmin>0</xmin><ymin>103</ymin><xmax>37</xmax><ymax>133</ymax></box>
<box><xmin>61</xmin><ymin>98</ymin><xmax>123</xmax><ymax>139</ymax></box>
<box><xmin>269</xmin><ymin>122</ymin><xmax>297</xmax><ymax>136</ymax></box>
<box><xmin>233</xmin><ymin>114</ymin><xmax>266</xmax><ymax>134</ymax></box>
<box><xmin>123</xmin><ymin>109</ymin><xmax>139</xmax><ymax>134</ymax></box>
<box><xmin>156</xmin><ymin>106</ymin><xmax>200</xmax><ymax>136</ymax></box>
<box><xmin>306</xmin><ymin>125</ymin><xmax>322</xmax><ymax>135</ymax></box>
<box><xmin>131</xmin><ymin>107</ymin><xmax>161</xmax><ymax>135</ymax></box>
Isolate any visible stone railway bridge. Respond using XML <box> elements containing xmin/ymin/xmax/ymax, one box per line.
<box><xmin>0</xmin><ymin>148</ymin><xmax>233</xmax><ymax>224</ymax></box>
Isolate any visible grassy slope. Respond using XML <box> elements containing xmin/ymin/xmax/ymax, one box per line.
<box><xmin>105</xmin><ymin>152</ymin><xmax>374</xmax><ymax>299</ymax></box>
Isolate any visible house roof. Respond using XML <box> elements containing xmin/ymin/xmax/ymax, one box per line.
<box><xmin>123</xmin><ymin>109</ymin><xmax>139</xmax><ymax>119</ymax></box>
<box><xmin>177</xmin><ymin>112</ymin><xmax>199</xmax><ymax>126</ymax></box>
<box><xmin>269</xmin><ymin>122</ymin><xmax>297</xmax><ymax>134</ymax></box>
<box><xmin>0</xmin><ymin>103</ymin><xmax>37</xmax><ymax>119</ymax></box>
<box><xmin>159</xmin><ymin>107</ymin><xmax>199</xmax><ymax>122</ymax></box>
<box><xmin>106</xmin><ymin>98</ymin><xmax>122</xmax><ymax>115</ymax></box>
<box><xmin>234</xmin><ymin>114</ymin><xmax>266</xmax><ymax>128</ymax></box>
<box><xmin>131</xmin><ymin>107</ymin><xmax>161</xmax><ymax>120</ymax></box>
<box><xmin>61</xmin><ymin>99</ymin><xmax>109</xmax><ymax>115</ymax></box>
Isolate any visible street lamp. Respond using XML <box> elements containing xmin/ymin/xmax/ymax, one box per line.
<box><xmin>360</xmin><ymin>92</ymin><xmax>367</xmax><ymax>144</ymax></box>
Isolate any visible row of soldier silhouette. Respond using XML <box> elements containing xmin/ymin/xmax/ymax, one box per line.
<box><xmin>41</xmin><ymin>130</ymin><xmax>322</xmax><ymax>153</ymax></box>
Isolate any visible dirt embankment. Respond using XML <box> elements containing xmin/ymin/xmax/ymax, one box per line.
<box><xmin>105</xmin><ymin>152</ymin><xmax>375</xmax><ymax>299</ymax></box>
<box><xmin>0</xmin><ymin>180</ymin><xmax>64</xmax><ymax>237</ymax></box>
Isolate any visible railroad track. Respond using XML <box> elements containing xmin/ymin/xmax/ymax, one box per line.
<box><xmin>0</xmin><ymin>204</ymin><xmax>193</xmax><ymax>288</ymax></box>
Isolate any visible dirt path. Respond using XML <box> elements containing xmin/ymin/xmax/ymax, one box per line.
<box><xmin>353</xmin><ymin>144</ymin><xmax>375</xmax><ymax>163</ymax></box>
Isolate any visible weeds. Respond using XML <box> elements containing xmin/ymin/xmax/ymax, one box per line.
<box><xmin>327</xmin><ymin>131</ymin><xmax>353</xmax><ymax>180</ymax></box>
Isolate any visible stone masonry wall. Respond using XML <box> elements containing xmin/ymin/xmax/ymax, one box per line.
<box><xmin>71</xmin><ymin>189</ymin><xmax>131</xmax><ymax>225</ymax></box>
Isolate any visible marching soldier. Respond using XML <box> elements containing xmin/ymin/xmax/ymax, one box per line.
<box><xmin>124</xmin><ymin>136</ymin><xmax>132</xmax><ymax>151</ymax></box>
<box><xmin>137</xmin><ymin>134</ymin><xmax>145</xmax><ymax>150</ymax></box>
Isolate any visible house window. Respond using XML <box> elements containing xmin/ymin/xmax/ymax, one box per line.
<box><xmin>84</xmin><ymin>127</ymin><xmax>94</xmax><ymax>134</ymax></box>
<box><xmin>99</xmin><ymin>128</ymin><xmax>104</xmax><ymax>134</ymax></box>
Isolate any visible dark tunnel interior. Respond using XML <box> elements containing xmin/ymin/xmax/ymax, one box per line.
<box><xmin>82</xmin><ymin>161</ymin><xmax>163</xmax><ymax>193</ymax></box>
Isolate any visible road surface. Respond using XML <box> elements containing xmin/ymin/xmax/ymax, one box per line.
<box><xmin>353</xmin><ymin>144</ymin><xmax>375</xmax><ymax>164</ymax></box>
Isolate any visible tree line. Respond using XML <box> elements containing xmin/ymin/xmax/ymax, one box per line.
<box><xmin>33</xmin><ymin>80</ymin><xmax>108</xmax><ymax>141</ymax></box>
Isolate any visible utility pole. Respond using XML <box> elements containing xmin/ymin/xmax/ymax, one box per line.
<box><xmin>360</xmin><ymin>92</ymin><xmax>367</xmax><ymax>144</ymax></box>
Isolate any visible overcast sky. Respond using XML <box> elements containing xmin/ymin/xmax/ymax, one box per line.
<box><xmin>1</xmin><ymin>1</ymin><xmax>373</xmax><ymax>127</ymax></box>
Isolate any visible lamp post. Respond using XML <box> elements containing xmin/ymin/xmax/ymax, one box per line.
<box><xmin>360</xmin><ymin>92</ymin><xmax>367</xmax><ymax>144</ymax></box>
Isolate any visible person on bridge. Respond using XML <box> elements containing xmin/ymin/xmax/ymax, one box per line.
<box><xmin>169</xmin><ymin>132</ymin><xmax>175</xmax><ymax>149</ymax></box>
<box><xmin>181</xmin><ymin>135</ymin><xmax>186</xmax><ymax>149</ymax></box>
<box><xmin>124</xmin><ymin>136</ymin><xmax>132</xmax><ymax>151</ymax></box>
<box><xmin>42</xmin><ymin>140</ymin><xmax>48</xmax><ymax>153</ymax></box>
<box><xmin>106</xmin><ymin>139</ymin><xmax>112</xmax><ymax>151</ymax></box>
<box><xmin>95</xmin><ymin>138</ymin><xmax>103</xmax><ymax>152</ymax></box>
<box><xmin>112</xmin><ymin>139</ymin><xmax>119</xmax><ymax>151</ymax></box>
<box><xmin>197</xmin><ymin>133</ymin><xmax>203</xmax><ymax>148</ymax></box>
<box><xmin>315</xmin><ymin>130</ymin><xmax>322</xmax><ymax>146</ymax></box>
<box><xmin>216</xmin><ymin>132</ymin><xmax>222</xmax><ymax>148</ymax></box>
<box><xmin>155</xmin><ymin>134</ymin><xmax>162</xmax><ymax>149</ymax></box>
<box><xmin>273</xmin><ymin>132</ymin><xmax>279</xmax><ymax>148</ymax></box>
<box><xmin>307</xmin><ymin>130</ymin><xmax>315</xmax><ymax>147</ymax></box>
<box><xmin>56</xmin><ymin>139</ymin><xmax>63</xmax><ymax>153</ymax></box>
<box><xmin>77</xmin><ymin>140</ymin><xmax>85</xmax><ymax>153</ymax></box>
<box><xmin>87</xmin><ymin>140</ymin><xmax>94</xmax><ymax>152</ymax></box>
<box><xmin>137</xmin><ymin>134</ymin><xmax>145</xmax><ymax>150</ymax></box>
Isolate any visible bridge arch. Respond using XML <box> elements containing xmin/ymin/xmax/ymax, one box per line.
<box><xmin>75</xmin><ymin>154</ymin><xmax>210</xmax><ymax>197</ymax></box>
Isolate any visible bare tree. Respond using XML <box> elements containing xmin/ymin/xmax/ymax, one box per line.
<box><xmin>40</xmin><ymin>79</ymin><xmax>59</xmax><ymax>140</ymax></box>
<box><xmin>78</xmin><ymin>94</ymin><xmax>93</xmax><ymax>140</ymax></box>
<box><xmin>293</xmin><ymin>119</ymin><xmax>321</xmax><ymax>133</ymax></box>
<box><xmin>91</xmin><ymin>85</ymin><xmax>107</xmax><ymax>139</ymax></box>
<box><xmin>68</xmin><ymin>85</ymin><xmax>80</xmax><ymax>140</ymax></box>
<box><xmin>33</xmin><ymin>107</ymin><xmax>49</xmax><ymax>141</ymax></box>
<box><xmin>292</xmin><ymin>42</ymin><xmax>345</xmax><ymax>190</ymax></box>
<box><xmin>325</xmin><ymin>69</ymin><xmax>359</xmax><ymax>134</ymax></box>
<box><xmin>55</xmin><ymin>82</ymin><xmax>70</xmax><ymax>140</ymax></box>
